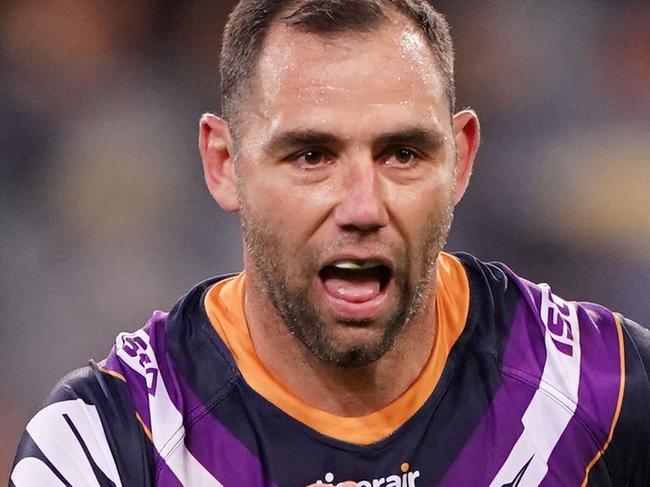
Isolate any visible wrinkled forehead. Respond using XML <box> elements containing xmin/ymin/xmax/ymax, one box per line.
<box><xmin>250</xmin><ymin>17</ymin><xmax>447</xmax><ymax>116</ymax></box>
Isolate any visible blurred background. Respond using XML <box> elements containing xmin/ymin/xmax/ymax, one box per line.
<box><xmin>1</xmin><ymin>0</ymin><xmax>648</xmax><ymax>478</ymax></box>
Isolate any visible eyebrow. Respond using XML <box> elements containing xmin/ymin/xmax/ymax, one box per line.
<box><xmin>372</xmin><ymin>127</ymin><xmax>446</xmax><ymax>154</ymax></box>
<box><xmin>263</xmin><ymin>130</ymin><xmax>343</xmax><ymax>156</ymax></box>
<box><xmin>263</xmin><ymin>126</ymin><xmax>447</xmax><ymax>156</ymax></box>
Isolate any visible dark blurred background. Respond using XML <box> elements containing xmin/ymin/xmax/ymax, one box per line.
<box><xmin>1</xmin><ymin>0</ymin><xmax>648</xmax><ymax>478</ymax></box>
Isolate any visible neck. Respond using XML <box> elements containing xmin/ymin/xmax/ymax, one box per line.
<box><xmin>243</xmin><ymin>271</ymin><xmax>437</xmax><ymax>417</ymax></box>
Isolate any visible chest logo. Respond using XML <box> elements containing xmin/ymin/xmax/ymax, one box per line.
<box><xmin>314</xmin><ymin>462</ymin><xmax>420</xmax><ymax>486</ymax></box>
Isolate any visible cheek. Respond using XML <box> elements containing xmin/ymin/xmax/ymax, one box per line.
<box><xmin>244</xmin><ymin>171</ymin><xmax>339</xmax><ymax>236</ymax></box>
<box><xmin>388</xmin><ymin>176</ymin><xmax>455</xmax><ymax>223</ymax></box>
<box><xmin>386</xmin><ymin>178</ymin><xmax>455</xmax><ymax>254</ymax></box>
<box><xmin>240</xmin><ymin>180</ymin><xmax>325</xmax><ymax>264</ymax></box>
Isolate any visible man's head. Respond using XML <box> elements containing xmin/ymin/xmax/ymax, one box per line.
<box><xmin>200</xmin><ymin>0</ymin><xmax>479</xmax><ymax>367</ymax></box>
<box><xmin>220</xmin><ymin>0</ymin><xmax>456</xmax><ymax>142</ymax></box>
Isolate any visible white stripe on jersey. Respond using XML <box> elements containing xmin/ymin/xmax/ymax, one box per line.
<box><xmin>116</xmin><ymin>328</ymin><xmax>222</xmax><ymax>485</ymax></box>
<box><xmin>488</xmin><ymin>285</ymin><xmax>582</xmax><ymax>487</ymax></box>
<box><xmin>11</xmin><ymin>457</ymin><xmax>68</xmax><ymax>486</ymax></box>
<box><xmin>11</xmin><ymin>399</ymin><xmax>122</xmax><ymax>486</ymax></box>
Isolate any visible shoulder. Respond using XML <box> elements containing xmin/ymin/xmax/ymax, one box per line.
<box><xmin>454</xmin><ymin>253</ymin><xmax>632</xmax><ymax>431</ymax></box>
<box><xmin>11</xmin><ymin>274</ymin><xmax>239</xmax><ymax>486</ymax></box>
<box><xmin>97</xmin><ymin>276</ymin><xmax>241</xmax><ymax>456</ymax></box>
<box><xmin>11</xmin><ymin>361</ymin><xmax>151</xmax><ymax>486</ymax></box>
<box><xmin>453</xmin><ymin>252</ymin><xmax>623</xmax><ymax>377</ymax></box>
<box><xmin>454</xmin><ymin>253</ymin><xmax>650</xmax><ymax>484</ymax></box>
<box><xmin>454</xmin><ymin>252</ymin><xmax>650</xmax><ymax>483</ymax></box>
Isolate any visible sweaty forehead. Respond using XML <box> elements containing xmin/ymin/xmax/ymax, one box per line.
<box><xmin>251</xmin><ymin>18</ymin><xmax>446</xmax><ymax>114</ymax></box>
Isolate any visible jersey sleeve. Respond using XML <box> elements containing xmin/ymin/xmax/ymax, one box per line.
<box><xmin>9</xmin><ymin>361</ymin><xmax>153</xmax><ymax>487</ymax></box>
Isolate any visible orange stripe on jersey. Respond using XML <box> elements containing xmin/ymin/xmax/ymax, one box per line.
<box><xmin>579</xmin><ymin>313</ymin><xmax>626</xmax><ymax>487</ymax></box>
<box><xmin>135</xmin><ymin>412</ymin><xmax>153</xmax><ymax>442</ymax></box>
<box><xmin>204</xmin><ymin>252</ymin><xmax>469</xmax><ymax>445</ymax></box>
<box><xmin>100</xmin><ymin>367</ymin><xmax>126</xmax><ymax>383</ymax></box>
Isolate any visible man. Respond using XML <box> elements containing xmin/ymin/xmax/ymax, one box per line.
<box><xmin>10</xmin><ymin>0</ymin><xmax>650</xmax><ymax>486</ymax></box>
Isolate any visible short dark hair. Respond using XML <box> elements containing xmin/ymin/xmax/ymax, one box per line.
<box><xmin>220</xmin><ymin>0</ymin><xmax>455</xmax><ymax>136</ymax></box>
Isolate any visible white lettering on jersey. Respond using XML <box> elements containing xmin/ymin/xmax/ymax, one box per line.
<box><xmin>116</xmin><ymin>329</ymin><xmax>222</xmax><ymax>485</ymax></box>
<box><xmin>488</xmin><ymin>285</ymin><xmax>581</xmax><ymax>487</ymax></box>
<box><xmin>314</xmin><ymin>463</ymin><xmax>420</xmax><ymax>486</ymax></box>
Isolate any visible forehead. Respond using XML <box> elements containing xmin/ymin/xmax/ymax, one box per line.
<box><xmin>246</xmin><ymin>17</ymin><xmax>449</xmax><ymax>135</ymax></box>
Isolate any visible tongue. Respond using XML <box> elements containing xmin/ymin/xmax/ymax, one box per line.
<box><xmin>321</xmin><ymin>268</ymin><xmax>382</xmax><ymax>303</ymax></box>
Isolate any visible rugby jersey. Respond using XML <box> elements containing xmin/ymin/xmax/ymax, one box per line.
<box><xmin>10</xmin><ymin>253</ymin><xmax>650</xmax><ymax>486</ymax></box>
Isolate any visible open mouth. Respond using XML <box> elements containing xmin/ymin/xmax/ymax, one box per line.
<box><xmin>318</xmin><ymin>260</ymin><xmax>393</xmax><ymax>304</ymax></box>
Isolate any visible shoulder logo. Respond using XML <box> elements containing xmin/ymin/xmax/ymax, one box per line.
<box><xmin>539</xmin><ymin>284</ymin><xmax>578</xmax><ymax>357</ymax></box>
<box><xmin>500</xmin><ymin>456</ymin><xmax>533</xmax><ymax>487</ymax></box>
<box><xmin>116</xmin><ymin>330</ymin><xmax>159</xmax><ymax>395</ymax></box>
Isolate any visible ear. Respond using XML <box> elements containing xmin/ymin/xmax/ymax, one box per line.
<box><xmin>451</xmin><ymin>109</ymin><xmax>480</xmax><ymax>205</ymax></box>
<box><xmin>199</xmin><ymin>113</ymin><xmax>240</xmax><ymax>212</ymax></box>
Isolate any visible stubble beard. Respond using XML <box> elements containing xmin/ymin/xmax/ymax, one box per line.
<box><xmin>240</xmin><ymin>203</ymin><xmax>454</xmax><ymax>369</ymax></box>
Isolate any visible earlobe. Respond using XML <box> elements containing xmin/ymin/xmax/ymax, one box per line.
<box><xmin>451</xmin><ymin>109</ymin><xmax>480</xmax><ymax>205</ymax></box>
<box><xmin>199</xmin><ymin>113</ymin><xmax>240</xmax><ymax>213</ymax></box>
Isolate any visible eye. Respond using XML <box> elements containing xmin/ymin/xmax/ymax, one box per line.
<box><xmin>293</xmin><ymin>149</ymin><xmax>333</xmax><ymax>168</ymax></box>
<box><xmin>384</xmin><ymin>147</ymin><xmax>420</xmax><ymax>167</ymax></box>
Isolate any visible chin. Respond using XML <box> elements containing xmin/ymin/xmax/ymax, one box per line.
<box><xmin>317</xmin><ymin>345</ymin><xmax>385</xmax><ymax>368</ymax></box>
<box><xmin>311</xmin><ymin>324</ymin><xmax>397</xmax><ymax>368</ymax></box>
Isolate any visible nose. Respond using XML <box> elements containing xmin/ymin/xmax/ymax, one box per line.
<box><xmin>332</xmin><ymin>160</ymin><xmax>389</xmax><ymax>232</ymax></box>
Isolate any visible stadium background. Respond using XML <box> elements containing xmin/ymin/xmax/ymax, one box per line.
<box><xmin>1</xmin><ymin>0</ymin><xmax>648</xmax><ymax>479</ymax></box>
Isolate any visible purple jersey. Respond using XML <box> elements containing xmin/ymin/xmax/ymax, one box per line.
<box><xmin>10</xmin><ymin>253</ymin><xmax>650</xmax><ymax>486</ymax></box>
